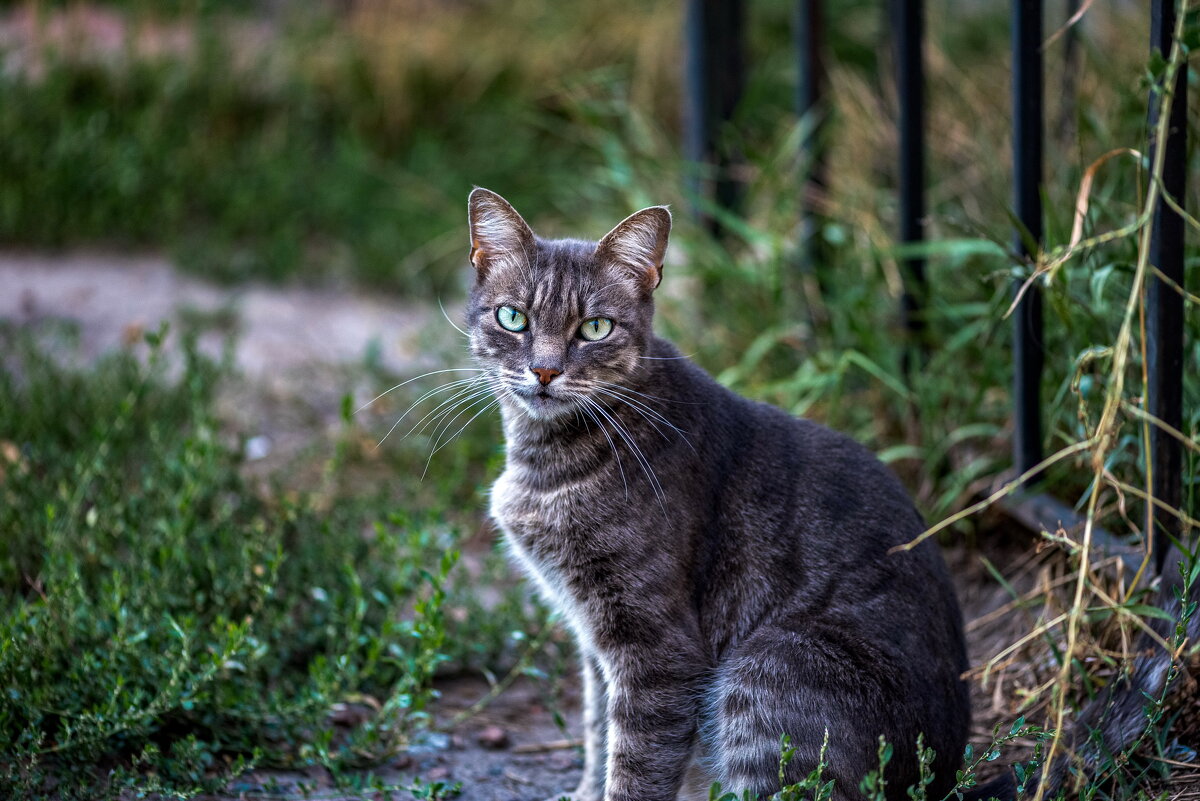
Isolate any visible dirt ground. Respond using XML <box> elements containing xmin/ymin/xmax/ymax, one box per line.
<box><xmin>5</xmin><ymin>253</ymin><xmax>1198</xmax><ymax>800</ymax></box>
<box><xmin>206</xmin><ymin>676</ymin><xmax>586</xmax><ymax>801</ymax></box>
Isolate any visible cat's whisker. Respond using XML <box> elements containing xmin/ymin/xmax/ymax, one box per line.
<box><xmin>588</xmin><ymin>383</ymin><xmax>691</xmax><ymax>448</ymax></box>
<box><xmin>357</xmin><ymin>367</ymin><xmax>485</xmax><ymax>415</ymax></box>
<box><xmin>590</xmin><ymin>385</ymin><xmax>692</xmax><ymax>446</ymax></box>
<box><xmin>398</xmin><ymin>375</ymin><xmax>489</xmax><ymax>416</ymax></box>
<box><xmin>583</xmin><ymin>394</ymin><xmax>665</xmax><ymax>508</ymax></box>
<box><xmin>422</xmin><ymin>378</ymin><xmax>503</xmax><ymax>448</ymax></box>
<box><xmin>589</xmin><ymin>387</ymin><xmax>669</xmax><ymax>441</ymax></box>
<box><xmin>593</xmin><ymin>378</ymin><xmax>697</xmax><ymax>406</ymax></box>
<box><xmin>374</xmin><ymin>375</ymin><xmax>491</xmax><ymax>449</ymax></box>
<box><xmin>392</xmin><ymin>377</ymin><xmax>492</xmax><ymax>445</ymax></box>
<box><xmin>422</xmin><ymin>395</ymin><xmax>502</xmax><ymax>479</ymax></box>
<box><xmin>437</xmin><ymin>297</ymin><xmax>470</xmax><ymax>338</ymax></box>
<box><xmin>589</xmin><ymin>381</ymin><xmax>696</xmax><ymax>446</ymax></box>
<box><xmin>408</xmin><ymin>381</ymin><xmax>497</xmax><ymax>441</ymax></box>
<box><xmin>578</xmin><ymin>396</ymin><xmax>630</xmax><ymax>501</ymax></box>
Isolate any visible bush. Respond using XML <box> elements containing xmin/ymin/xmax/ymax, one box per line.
<box><xmin>0</xmin><ymin>324</ymin><xmax>460</xmax><ymax>798</ymax></box>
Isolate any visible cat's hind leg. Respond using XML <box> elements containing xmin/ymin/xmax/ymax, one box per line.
<box><xmin>703</xmin><ymin>626</ymin><xmax>915</xmax><ymax>801</ymax></box>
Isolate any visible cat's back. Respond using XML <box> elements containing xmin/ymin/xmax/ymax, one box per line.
<box><xmin>651</xmin><ymin>338</ymin><xmax>930</xmax><ymax>549</ymax></box>
<box><xmin>651</xmin><ymin>341</ymin><xmax>963</xmax><ymax>649</ymax></box>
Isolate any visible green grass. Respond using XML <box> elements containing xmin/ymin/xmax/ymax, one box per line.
<box><xmin>0</xmin><ymin>1</ymin><xmax>676</xmax><ymax>294</ymax></box>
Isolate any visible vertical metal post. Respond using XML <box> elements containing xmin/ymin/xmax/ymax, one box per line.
<box><xmin>1147</xmin><ymin>0</ymin><xmax>1187</xmax><ymax>571</ymax></box>
<box><xmin>1012</xmin><ymin>0</ymin><xmax>1044</xmax><ymax>482</ymax></box>
<box><xmin>796</xmin><ymin>0</ymin><xmax>826</xmax><ymax>273</ymax></box>
<box><xmin>893</xmin><ymin>0</ymin><xmax>926</xmax><ymax>351</ymax></box>
<box><xmin>684</xmin><ymin>0</ymin><xmax>746</xmax><ymax>235</ymax></box>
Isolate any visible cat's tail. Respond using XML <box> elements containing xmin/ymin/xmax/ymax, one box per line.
<box><xmin>969</xmin><ymin>543</ymin><xmax>1199</xmax><ymax>800</ymax></box>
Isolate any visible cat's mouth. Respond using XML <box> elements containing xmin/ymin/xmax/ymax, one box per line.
<box><xmin>511</xmin><ymin>385</ymin><xmax>575</xmax><ymax>419</ymax></box>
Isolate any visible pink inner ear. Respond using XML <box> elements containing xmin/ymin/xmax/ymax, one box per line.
<box><xmin>597</xmin><ymin>211</ymin><xmax>669</xmax><ymax>290</ymax></box>
<box><xmin>468</xmin><ymin>193</ymin><xmax>534</xmax><ymax>277</ymax></box>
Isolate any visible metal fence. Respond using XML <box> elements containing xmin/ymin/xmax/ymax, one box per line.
<box><xmin>684</xmin><ymin>0</ymin><xmax>1189</xmax><ymax>568</ymax></box>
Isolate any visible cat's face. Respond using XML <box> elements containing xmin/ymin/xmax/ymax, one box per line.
<box><xmin>465</xmin><ymin>189</ymin><xmax>671</xmax><ymax>421</ymax></box>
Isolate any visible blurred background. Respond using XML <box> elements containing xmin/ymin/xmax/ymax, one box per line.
<box><xmin>1</xmin><ymin>1</ymin><xmax>1198</xmax><ymax>799</ymax></box>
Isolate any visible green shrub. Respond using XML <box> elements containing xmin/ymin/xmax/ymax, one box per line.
<box><xmin>0</xmin><ymin>324</ymin><xmax>462</xmax><ymax>798</ymax></box>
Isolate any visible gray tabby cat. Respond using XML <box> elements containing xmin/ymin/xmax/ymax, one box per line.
<box><xmin>464</xmin><ymin>188</ymin><xmax>973</xmax><ymax>801</ymax></box>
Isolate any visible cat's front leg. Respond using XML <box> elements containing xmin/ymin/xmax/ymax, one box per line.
<box><xmin>569</xmin><ymin>651</ymin><xmax>607</xmax><ymax>801</ymax></box>
<box><xmin>547</xmin><ymin>652</ymin><xmax>607</xmax><ymax>801</ymax></box>
<box><xmin>601</xmin><ymin>641</ymin><xmax>703</xmax><ymax>801</ymax></box>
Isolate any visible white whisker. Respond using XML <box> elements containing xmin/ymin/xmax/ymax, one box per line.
<box><xmin>375</xmin><ymin>376</ymin><xmax>488</xmax><ymax>449</ymax></box>
<box><xmin>593</xmin><ymin>378</ymin><xmax>697</xmax><ymax>406</ymax></box>
<box><xmin>375</xmin><ymin>373</ymin><xmax>493</xmax><ymax>449</ymax></box>
<box><xmin>591</xmin><ymin>385</ymin><xmax>691</xmax><ymax>440</ymax></box>
<box><xmin>423</xmin><ymin>395</ymin><xmax>502</xmax><ymax>479</ymax></box>
<box><xmin>438</xmin><ymin>297</ymin><xmax>469</xmax><ymax>338</ymax></box>
<box><xmin>583</xmin><ymin>395</ymin><xmax>665</xmax><ymax>509</ymax></box>
<box><xmin>578</xmin><ymin>396</ymin><xmax>630</xmax><ymax>501</ymax></box>
<box><xmin>589</xmin><ymin>383</ymin><xmax>696</xmax><ymax>454</ymax></box>
<box><xmin>357</xmin><ymin>368</ymin><xmax>484</xmax><ymax>415</ymax></box>
<box><xmin>592</xmin><ymin>387</ymin><xmax>678</xmax><ymax>444</ymax></box>
<box><xmin>409</xmin><ymin>382</ymin><xmax>496</xmax><ymax>440</ymax></box>
<box><xmin>422</xmin><ymin>378</ymin><xmax>501</xmax><ymax>445</ymax></box>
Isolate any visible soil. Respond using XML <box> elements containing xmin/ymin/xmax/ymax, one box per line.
<box><xmin>209</xmin><ymin>677</ymin><xmax>586</xmax><ymax>801</ymax></box>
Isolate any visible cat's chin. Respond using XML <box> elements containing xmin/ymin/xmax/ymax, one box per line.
<box><xmin>506</xmin><ymin>390</ymin><xmax>577</xmax><ymax>422</ymax></box>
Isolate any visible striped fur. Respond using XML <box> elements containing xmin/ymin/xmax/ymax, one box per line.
<box><xmin>466</xmin><ymin>190</ymin><xmax>970</xmax><ymax>801</ymax></box>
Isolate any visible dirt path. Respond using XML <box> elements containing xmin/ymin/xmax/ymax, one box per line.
<box><xmin>0</xmin><ymin>251</ymin><xmax>431</xmax><ymax>380</ymax></box>
<box><xmin>1</xmin><ymin>250</ymin><xmax>445</xmax><ymax>471</ymax></box>
<box><xmin>207</xmin><ymin>677</ymin><xmax>586</xmax><ymax>801</ymax></box>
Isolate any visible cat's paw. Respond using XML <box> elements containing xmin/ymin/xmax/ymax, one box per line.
<box><xmin>542</xmin><ymin>789</ymin><xmax>600</xmax><ymax>801</ymax></box>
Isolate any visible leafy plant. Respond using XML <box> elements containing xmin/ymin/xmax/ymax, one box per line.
<box><xmin>0</xmin><ymin>325</ymin><xmax>467</xmax><ymax>798</ymax></box>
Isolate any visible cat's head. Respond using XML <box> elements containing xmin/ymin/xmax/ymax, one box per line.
<box><xmin>465</xmin><ymin>188</ymin><xmax>670</xmax><ymax>421</ymax></box>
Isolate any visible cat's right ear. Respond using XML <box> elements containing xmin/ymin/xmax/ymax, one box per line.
<box><xmin>467</xmin><ymin>188</ymin><xmax>535</xmax><ymax>282</ymax></box>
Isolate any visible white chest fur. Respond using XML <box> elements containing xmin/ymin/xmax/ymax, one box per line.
<box><xmin>489</xmin><ymin>465</ymin><xmax>598</xmax><ymax>651</ymax></box>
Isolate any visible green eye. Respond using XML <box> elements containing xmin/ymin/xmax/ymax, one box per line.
<box><xmin>496</xmin><ymin>306</ymin><xmax>528</xmax><ymax>332</ymax></box>
<box><xmin>579</xmin><ymin>317</ymin><xmax>613</xmax><ymax>341</ymax></box>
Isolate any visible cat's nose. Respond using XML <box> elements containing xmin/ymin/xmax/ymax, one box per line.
<box><xmin>530</xmin><ymin>366</ymin><xmax>562</xmax><ymax>385</ymax></box>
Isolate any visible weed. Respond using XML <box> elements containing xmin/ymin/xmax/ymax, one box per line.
<box><xmin>0</xmin><ymin>325</ymin><xmax>475</xmax><ymax>798</ymax></box>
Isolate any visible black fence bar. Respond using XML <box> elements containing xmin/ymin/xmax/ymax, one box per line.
<box><xmin>892</xmin><ymin>0</ymin><xmax>926</xmax><ymax>347</ymax></box>
<box><xmin>1147</xmin><ymin>0</ymin><xmax>1187</xmax><ymax>570</ymax></box>
<box><xmin>795</xmin><ymin>0</ymin><xmax>825</xmax><ymax>272</ymax></box>
<box><xmin>1012</xmin><ymin>0</ymin><xmax>1045</xmax><ymax>481</ymax></box>
<box><xmin>684</xmin><ymin>0</ymin><xmax>746</xmax><ymax>233</ymax></box>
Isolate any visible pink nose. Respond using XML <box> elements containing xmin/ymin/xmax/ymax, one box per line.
<box><xmin>531</xmin><ymin>367</ymin><xmax>562</xmax><ymax>385</ymax></box>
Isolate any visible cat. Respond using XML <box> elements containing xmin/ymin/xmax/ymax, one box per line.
<box><xmin>463</xmin><ymin>187</ymin><xmax>975</xmax><ymax>801</ymax></box>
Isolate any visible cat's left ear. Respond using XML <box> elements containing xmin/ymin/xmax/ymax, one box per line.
<box><xmin>595</xmin><ymin>206</ymin><xmax>671</xmax><ymax>291</ymax></box>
